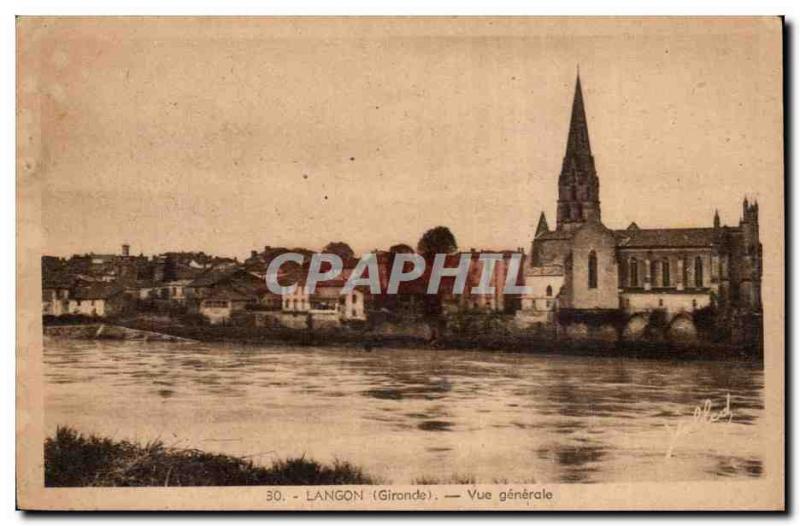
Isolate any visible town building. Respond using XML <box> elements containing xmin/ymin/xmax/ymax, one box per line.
<box><xmin>198</xmin><ymin>287</ymin><xmax>259</xmax><ymax>325</ymax></box>
<box><xmin>440</xmin><ymin>250</ymin><xmax>525</xmax><ymax>314</ymax></box>
<box><xmin>185</xmin><ymin>266</ymin><xmax>271</xmax><ymax>323</ymax></box>
<box><xmin>42</xmin><ymin>275</ymin><xmax>75</xmax><ymax>317</ymax></box>
<box><xmin>64</xmin><ymin>245</ymin><xmax>150</xmax><ymax>285</ymax></box>
<box><xmin>66</xmin><ymin>283</ymin><xmax>129</xmax><ymax>318</ymax></box>
<box><xmin>281</xmin><ymin>266</ymin><xmax>368</xmax><ymax>326</ymax></box>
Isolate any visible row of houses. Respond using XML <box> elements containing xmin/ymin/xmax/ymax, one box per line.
<box><xmin>43</xmin><ymin>246</ymin><xmax>241</xmax><ymax>321</ymax></box>
<box><xmin>43</xmin><ymin>244</ymin><xmax>562</xmax><ymax>326</ymax></box>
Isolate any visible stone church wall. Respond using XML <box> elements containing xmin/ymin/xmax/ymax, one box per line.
<box><xmin>566</xmin><ymin>222</ymin><xmax>619</xmax><ymax>309</ymax></box>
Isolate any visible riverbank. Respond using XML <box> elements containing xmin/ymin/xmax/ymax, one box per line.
<box><xmin>44</xmin><ymin>317</ymin><xmax>762</xmax><ymax>363</ymax></box>
<box><xmin>44</xmin><ymin>323</ymin><xmax>192</xmax><ymax>342</ymax></box>
<box><xmin>45</xmin><ymin>426</ymin><xmax>376</xmax><ymax>487</ymax></box>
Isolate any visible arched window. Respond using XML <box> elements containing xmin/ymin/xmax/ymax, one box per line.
<box><xmin>575</xmin><ymin>203</ymin><xmax>583</xmax><ymax>220</ymax></box>
<box><xmin>662</xmin><ymin>259</ymin><xmax>670</xmax><ymax>287</ymax></box>
<box><xmin>629</xmin><ymin>257</ymin><xmax>639</xmax><ymax>287</ymax></box>
<box><xmin>546</xmin><ymin>285</ymin><xmax>552</xmax><ymax>297</ymax></box>
<box><xmin>650</xmin><ymin>260</ymin><xmax>658</xmax><ymax>286</ymax></box>
<box><xmin>588</xmin><ymin>251</ymin><xmax>598</xmax><ymax>289</ymax></box>
<box><xmin>695</xmin><ymin>256</ymin><xmax>704</xmax><ymax>287</ymax></box>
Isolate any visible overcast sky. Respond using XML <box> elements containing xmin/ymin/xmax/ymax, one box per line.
<box><xmin>22</xmin><ymin>17</ymin><xmax>782</xmax><ymax>259</ymax></box>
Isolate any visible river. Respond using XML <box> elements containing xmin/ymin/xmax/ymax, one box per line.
<box><xmin>43</xmin><ymin>337</ymin><xmax>765</xmax><ymax>484</ymax></box>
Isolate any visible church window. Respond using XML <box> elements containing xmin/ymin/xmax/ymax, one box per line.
<box><xmin>694</xmin><ymin>257</ymin><xmax>704</xmax><ymax>287</ymax></box>
<box><xmin>629</xmin><ymin>258</ymin><xmax>639</xmax><ymax>287</ymax></box>
<box><xmin>588</xmin><ymin>251</ymin><xmax>598</xmax><ymax>289</ymax></box>
<box><xmin>662</xmin><ymin>259</ymin><xmax>670</xmax><ymax>287</ymax></box>
<box><xmin>546</xmin><ymin>285</ymin><xmax>552</xmax><ymax>297</ymax></box>
<box><xmin>576</xmin><ymin>203</ymin><xmax>583</xmax><ymax>220</ymax></box>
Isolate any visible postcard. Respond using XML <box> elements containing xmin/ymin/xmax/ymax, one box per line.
<box><xmin>16</xmin><ymin>16</ymin><xmax>784</xmax><ymax>510</ymax></box>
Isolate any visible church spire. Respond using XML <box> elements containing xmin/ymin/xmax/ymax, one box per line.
<box><xmin>556</xmin><ymin>71</ymin><xmax>601</xmax><ymax>231</ymax></box>
<box><xmin>564</xmin><ymin>71</ymin><xmax>593</xmax><ymax>162</ymax></box>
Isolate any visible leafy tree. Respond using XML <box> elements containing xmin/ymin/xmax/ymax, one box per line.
<box><xmin>389</xmin><ymin>243</ymin><xmax>414</xmax><ymax>254</ymax></box>
<box><xmin>416</xmin><ymin>226</ymin><xmax>457</xmax><ymax>256</ymax></box>
<box><xmin>162</xmin><ymin>255</ymin><xmax>178</xmax><ymax>282</ymax></box>
<box><xmin>322</xmin><ymin>242</ymin><xmax>355</xmax><ymax>260</ymax></box>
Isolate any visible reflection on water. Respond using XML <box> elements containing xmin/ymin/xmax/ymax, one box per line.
<box><xmin>43</xmin><ymin>338</ymin><xmax>764</xmax><ymax>484</ymax></box>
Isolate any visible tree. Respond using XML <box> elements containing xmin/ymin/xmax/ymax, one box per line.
<box><xmin>322</xmin><ymin>242</ymin><xmax>355</xmax><ymax>260</ymax></box>
<box><xmin>389</xmin><ymin>243</ymin><xmax>414</xmax><ymax>254</ymax></box>
<box><xmin>416</xmin><ymin>226</ymin><xmax>458</xmax><ymax>256</ymax></box>
<box><xmin>162</xmin><ymin>255</ymin><xmax>178</xmax><ymax>282</ymax></box>
<box><xmin>386</xmin><ymin>244</ymin><xmax>417</xmax><ymax>306</ymax></box>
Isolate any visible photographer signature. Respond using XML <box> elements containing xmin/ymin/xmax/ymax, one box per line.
<box><xmin>664</xmin><ymin>393</ymin><xmax>733</xmax><ymax>459</ymax></box>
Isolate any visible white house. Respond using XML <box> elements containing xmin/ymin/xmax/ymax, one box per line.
<box><xmin>42</xmin><ymin>287</ymin><xmax>70</xmax><ymax>316</ymax></box>
<box><xmin>198</xmin><ymin>287</ymin><xmax>258</xmax><ymax>324</ymax></box>
<box><xmin>67</xmin><ymin>284</ymin><xmax>128</xmax><ymax>318</ymax></box>
<box><xmin>156</xmin><ymin>279</ymin><xmax>194</xmax><ymax>304</ymax></box>
<box><xmin>516</xmin><ymin>265</ymin><xmax>565</xmax><ymax>326</ymax></box>
<box><xmin>282</xmin><ymin>281</ymin><xmax>366</xmax><ymax>323</ymax></box>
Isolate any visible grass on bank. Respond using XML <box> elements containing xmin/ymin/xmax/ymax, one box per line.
<box><xmin>413</xmin><ymin>474</ymin><xmax>477</xmax><ymax>485</ymax></box>
<box><xmin>44</xmin><ymin>427</ymin><xmax>376</xmax><ymax>487</ymax></box>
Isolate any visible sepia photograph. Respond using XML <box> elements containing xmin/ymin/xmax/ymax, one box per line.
<box><xmin>15</xmin><ymin>16</ymin><xmax>784</xmax><ymax>511</ymax></box>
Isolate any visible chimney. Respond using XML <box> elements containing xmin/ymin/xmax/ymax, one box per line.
<box><xmin>122</xmin><ymin>244</ymin><xmax>130</xmax><ymax>257</ymax></box>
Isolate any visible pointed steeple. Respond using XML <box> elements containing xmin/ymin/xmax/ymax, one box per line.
<box><xmin>556</xmin><ymin>71</ymin><xmax>600</xmax><ymax>231</ymax></box>
<box><xmin>714</xmin><ymin>209</ymin><xmax>721</xmax><ymax>229</ymax></box>
<box><xmin>535</xmin><ymin>212</ymin><xmax>550</xmax><ymax>238</ymax></box>
<box><xmin>564</xmin><ymin>71</ymin><xmax>593</xmax><ymax>162</ymax></box>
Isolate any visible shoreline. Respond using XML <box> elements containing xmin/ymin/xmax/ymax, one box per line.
<box><xmin>44</xmin><ymin>318</ymin><xmax>763</xmax><ymax>364</ymax></box>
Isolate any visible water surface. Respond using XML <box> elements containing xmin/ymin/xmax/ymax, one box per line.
<box><xmin>44</xmin><ymin>338</ymin><xmax>764</xmax><ymax>484</ymax></box>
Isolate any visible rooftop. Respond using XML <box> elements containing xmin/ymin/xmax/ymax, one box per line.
<box><xmin>71</xmin><ymin>283</ymin><xmax>125</xmax><ymax>300</ymax></box>
<box><xmin>615</xmin><ymin>227</ymin><xmax>719</xmax><ymax>248</ymax></box>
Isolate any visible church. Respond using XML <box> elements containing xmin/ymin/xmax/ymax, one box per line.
<box><xmin>518</xmin><ymin>74</ymin><xmax>763</xmax><ymax>342</ymax></box>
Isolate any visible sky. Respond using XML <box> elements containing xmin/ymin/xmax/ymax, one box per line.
<box><xmin>20</xmin><ymin>17</ymin><xmax>783</xmax><ymax>259</ymax></box>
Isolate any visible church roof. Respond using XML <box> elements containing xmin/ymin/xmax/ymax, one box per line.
<box><xmin>535</xmin><ymin>229</ymin><xmax>573</xmax><ymax>241</ymax></box>
<box><xmin>534</xmin><ymin>224</ymin><xmax>723</xmax><ymax>248</ymax></box>
<box><xmin>615</xmin><ymin>227</ymin><xmax>717</xmax><ymax>248</ymax></box>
